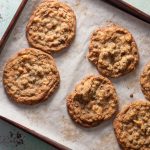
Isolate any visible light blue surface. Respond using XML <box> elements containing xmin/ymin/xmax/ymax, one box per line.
<box><xmin>0</xmin><ymin>0</ymin><xmax>22</xmax><ymax>38</ymax></box>
<box><xmin>124</xmin><ymin>0</ymin><xmax>150</xmax><ymax>15</ymax></box>
<box><xmin>0</xmin><ymin>119</ymin><xmax>57</xmax><ymax>150</ymax></box>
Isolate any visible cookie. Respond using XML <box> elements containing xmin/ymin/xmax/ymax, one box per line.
<box><xmin>67</xmin><ymin>75</ymin><xmax>118</xmax><ymax>127</ymax></box>
<box><xmin>26</xmin><ymin>0</ymin><xmax>76</xmax><ymax>53</ymax></box>
<box><xmin>3</xmin><ymin>48</ymin><xmax>60</xmax><ymax>105</ymax></box>
<box><xmin>140</xmin><ymin>62</ymin><xmax>150</xmax><ymax>101</ymax></box>
<box><xmin>87</xmin><ymin>24</ymin><xmax>139</xmax><ymax>78</ymax></box>
<box><xmin>113</xmin><ymin>101</ymin><xmax>150</xmax><ymax>150</ymax></box>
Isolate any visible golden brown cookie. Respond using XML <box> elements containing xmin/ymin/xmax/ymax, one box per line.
<box><xmin>140</xmin><ymin>62</ymin><xmax>150</xmax><ymax>101</ymax></box>
<box><xmin>67</xmin><ymin>75</ymin><xmax>118</xmax><ymax>127</ymax></box>
<box><xmin>26</xmin><ymin>0</ymin><xmax>76</xmax><ymax>53</ymax></box>
<box><xmin>3</xmin><ymin>48</ymin><xmax>60</xmax><ymax>105</ymax></box>
<box><xmin>113</xmin><ymin>101</ymin><xmax>150</xmax><ymax>150</ymax></box>
<box><xmin>87</xmin><ymin>24</ymin><xmax>139</xmax><ymax>78</ymax></box>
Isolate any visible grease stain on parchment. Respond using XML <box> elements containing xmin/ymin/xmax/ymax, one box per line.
<box><xmin>137</xmin><ymin>34</ymin><xmax>150</xmax><ymax>57</ymax></box>
<box><xmin>75</xmin><ymin>0</ymin><xmax>80</xmax><ymax>7</ymax></box>
<box><xmin>60</xmin><ymin>115</ymin><xmax>83</xmax><ymax>142</ymax></box>
<box><xmin>23</xmin><ymin>104</ymin><xmax>50</xmax><ymax>125</ymax></box>
<box><xmin>93</xmin><ymin>131</ymin><xmax>118</xmax><ymax>150</ymax></box>
<box><xmin>74</xmin><ymin>0</ymin><xmax>87</xmax><ymax>14</ymax></box>
<box><xmin>126</xmin><ymin>78</ymin><xmax>138</xmax><ymax>89</ymax></box>
<box><xmin>126</xmin><ymin>78</ymin><xmax>140</xmax><ymax>95</ymax></box>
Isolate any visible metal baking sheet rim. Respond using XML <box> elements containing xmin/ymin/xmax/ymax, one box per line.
<box><xmin>0</xmin><ymin>115</ymin><xmax>70</xmax><ymax>150</ymax></box>
<box><xmin>107</xmin><ymin>0</ymin><xmax>150</xmax><ymax>23</ymax></box>
<box><xmin>0</xmin><ymin>0</ymin><xmax>149</xmax><ymax>149</ymax></box>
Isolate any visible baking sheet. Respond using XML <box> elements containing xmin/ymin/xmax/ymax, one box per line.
<box><xmin>0</xmin><ymin>0</ymin><xmax>150</xmax><ymax>149</ymax></box>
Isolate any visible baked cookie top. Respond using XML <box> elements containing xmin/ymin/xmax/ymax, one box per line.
<box><xmin>140</xmin><ymin>62</ymin><xmax>150</xmax><ymax>101</ymax></box>
<box><xmin>88</xmin><ymin>24</ymin><xmax>139</xmax><ymax>78</ymax></box>
<box><xmin>26</xmin><ymin>0</ymin><xmax>76</xmax><ymax>53</ymax></box>
<box><xmin>67</xmin><ymin>75</ymin><xmax>118</xmax><ymax>127</ymax></box>
<box><xmin>114</xmin><ymin>101</ymin><xmax>150</xmax><ymax>150</ymax></box>
<box><xmin>3</xmin><ymin>48</ymin><xmax>60</xmax><ymax>105</ymax></box>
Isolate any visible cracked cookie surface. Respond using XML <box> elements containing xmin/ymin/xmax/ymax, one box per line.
<box><xmin>114</xmin><ymin>101</ymin><xmax>150</xmax><ymax>150</ymax></box>
<box><xmin>140</xmin><ymin>62</ymin><xmax>150</xmax><ymax>101</ymax></box>
<box><xmin>3</xmin><ymin>48</ymin><xmax>60</xmax><ymax>105</ymax></box>
<box><xmin>26</xmin><ymin>0</ymin><xmax>76</xmax><ymax>53</ymax></box>
<box><xmin>88</xmin><ymin>24</ymin><xmax>139</xmax><ymax>78</ymax></box>
<box><xmin>67</xmin><ymin>75</ymin><xmax>118</xmax><ymax>127</ymax></box>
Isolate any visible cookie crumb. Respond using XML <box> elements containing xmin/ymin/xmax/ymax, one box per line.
<box><xmin>130</xmin><ymin>94</ymin><xmax>133</xmax><ymax>98</ymax></box>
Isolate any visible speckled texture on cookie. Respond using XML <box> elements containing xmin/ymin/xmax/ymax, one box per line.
<box><xmin>3</xmin><ymin>48</ymin><xmax>60</xmax><ymax>105</ymax></box>
<box><xmin>140</xmin><ymin>62</ymin><xmax>150</xmax><ymax>101</ymax></box>
<box><xmin>26</xmin><ymin>0</ymin><xmax>76</xmax><ymax>53</ymax></box>
<box><xmin>87</xmin><ymin>24</ymin><xmax>139</xmax><ymax>78</ymax></box>
<box><xmin>67</xmin><ymin>75</ymin><xmax>118</xmax><ymax>127</ymax></box>
<box><xmin>114</xmin><ymin>101</ymin><xmax>150</xmax><ymax>150</ymax></box>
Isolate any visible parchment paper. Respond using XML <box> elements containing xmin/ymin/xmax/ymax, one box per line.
<box><xmin>0</xmin><ymin>0</ymin><xmax>150</xmax><ymax>149</ymax></box>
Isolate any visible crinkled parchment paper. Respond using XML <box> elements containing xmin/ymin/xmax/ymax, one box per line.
<box><xmin>0</xmin><ymin>0</ymin><xmax>150</xmax><ymax>149</ymax></box>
